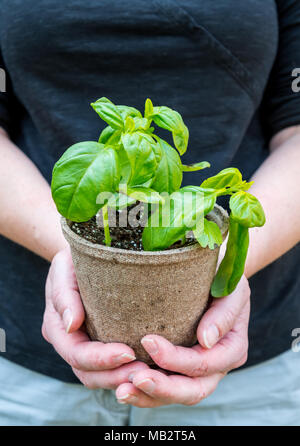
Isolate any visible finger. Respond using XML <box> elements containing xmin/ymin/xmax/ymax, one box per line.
<box><xmin>116</xmin><ymin>383</ymin><xmax>161</xmax><ymax>408</ymax></box>
<box><xmin>141</xmin><ymin>327</ymin><xmax>248</xmax><ymax>377</ymax></box>
<box><xmin>197</xmin><ymin>275</ymin><xmax>250</xmax><ymax>349</ymax></box>
<box><xmin>73</xmin><ymin>361</ymin><xmax>149</xmax><ymax>390</ymax></box>
<box><xmin>46</xmin><ymin>248</ymin><xmax>85</xmax><ymax>333</ymax></box>
<box><xmin>116</xmin><ymin>370</ymin><xmax>224</xmax><ymax>407</ymax></box>
<box><xmin>43</xmin><ymin>309</ymin><xmax>137</xmax><ymax>371</ymax></box>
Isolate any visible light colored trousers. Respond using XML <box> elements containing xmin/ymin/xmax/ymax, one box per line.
<box><xmin>0</xmin><ymin>348</ymin><xmax>299</xmax><ymax>426</ymax></box>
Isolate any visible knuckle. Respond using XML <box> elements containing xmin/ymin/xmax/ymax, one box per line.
<box><xmin>239</xmin><ymin>277</ymin><xmax>251</xmax><ymax>301</ymax></box>
<box><xmin>183</xmin><ymin>396</ymin><xmax>202</xmax><ymax>406</ymax></box>
<box><xmin>156</xmin><ymin>387</ymin><xmax>173</xmax><ymax>401</ymax></box>
<box><xmin>183</xmin><ymin>400</ymin><xmax>198</xmax><ymax>406</ymax></box>
<box><xmin>184</xmin><ymin>375</ymin><xmax>224</xmax><ymax>406</ymax></box>
<box><xmin>243</xmin><ymin>337</ymin><xmax>249</xmax><ymax>353</ymax></box>
<box><xmin>51</xmin><ymin>286</ymin><xmax>64</xmax><ymax>314</ymax></box>
<box><xmin>235</xmin><ymin>352</ymin><xmax>248</xmax><ymax>369</ymax></box>
<box><xmin>85</xmin><ymin>380</ymin><xmax>98</xmax><ymax>390</ymax></box>
<box><xmin>65</xmin><ymin>350</ymin><xmax>80</xmax><ymax>369</ymax></box>
<box><xmin>41</xmin><ymin>322</ymin><xmax>49</xmax><ymax>343</ymax></box>
<box><xmin>186</xmin><ymin>380</ymin><xmax>220</xmax><ymax>406</ymax></box>
<box><xmin>184</xmin><ymin>386</ymin><xmax>207</xmax><ymax>406</ymax></box>
<box><xmin>81</xmin><ymin>376</ymin><xmax>91</xmax><ymax>388</ymax></box>
<box><xmin>229</xmin><ymin>339</ymin><xmax>248</xmax><ymax>370</ymax></box>
<box><xmin>238</xmin><ymin>337</ymin><xmax>249</xmax><ymax>357</ymax></box>
<box><xmin>189</xmin><ymin>359</ymin><xmax>209</xmax><ymax>377</ymax></box>
<box><xmin>72</xmin><ymin>367</ymin><xmax>83</xmax><ymax>382</ymax></box>
<box><xmin>73</xmin><ymin>370</ymin><xmax>97</xmax><ymax>389</ymax></box>
<box><xmin>85</xmin><ymin>350</ymin><xmax>106</xmax><ymax>370</ymax></box>
<box><xmin>52</xmin><ymin>250</ymin><xmax>64</xmax><ymax>266</ymax></box>
<box><xmin>217</xmin><ymin>308</ymin><xmax>236</xmax><ymax>336</ymax></box>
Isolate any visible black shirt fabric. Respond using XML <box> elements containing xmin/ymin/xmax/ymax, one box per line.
<box><xmin>0</xmin><ymin>0</ymin><xmax>300</xmax><ymax>383</ymax></box>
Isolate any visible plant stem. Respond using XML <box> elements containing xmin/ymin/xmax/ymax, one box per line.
<box><xmin>102</xmin><ymin>204</ymin><xmax>111</xmax><ymax>247</ymax></box>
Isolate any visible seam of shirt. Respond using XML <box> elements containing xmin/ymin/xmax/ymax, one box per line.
<box><xmin>153</xmin><ymin>0</ymin><xmax>261</xmax><ymax>106</ymax></box>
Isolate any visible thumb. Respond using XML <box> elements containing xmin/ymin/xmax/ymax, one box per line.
<box><xmin>197</xmin><ymin>275</ymin><xmax>250</xmax><ymax>349</ymax></box>
<box><xmin>46</xmin><ymin>248</ymin><xmax>85</xmax><ymax>333</ymax></box>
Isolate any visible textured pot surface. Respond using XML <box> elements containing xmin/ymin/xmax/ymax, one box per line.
<box><xmin>61</xmin><ymin>205</ymin><xmax>228</xmax><ymax>364</ymax></box>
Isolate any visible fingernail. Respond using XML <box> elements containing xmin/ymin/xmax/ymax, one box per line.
<box><xmin>113</xmin><ymin>353</ymin><xmax>136</xmax><ymax>364</ymax></box>
<box><xmin>62</xmin><ymin>308</ymin><xmax>73</xmax><ymax>333</ymax></box>
<box><xmin>117</xmin><ymin>393</ymin><xmax>138</xmax><ymax>404</ymax></box>
<box><xmin>203</xmin><ymin>325</ymin><xmax>219</xmax><ymax>349</ymax></box>
<box><xmin>136</xmin><ymin>378</ymin><xmax>155</xmax><ymax>393</ymax></box>
<box><xmin>141</xmin><ymin>338</ymin><xmax>159</xmax><ymax>355</ymax></box>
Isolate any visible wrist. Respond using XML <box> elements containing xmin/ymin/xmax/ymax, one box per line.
<box><xmin>32</xmin><ymin>202</ymin><xmax>69</xmax><ymax>262</ymax></box>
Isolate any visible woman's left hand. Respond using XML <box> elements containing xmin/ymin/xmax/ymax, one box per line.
<box><xmin>115</xmin><ymin>275</ymin><xmax>250</xmax><ymax>407</ymax></box>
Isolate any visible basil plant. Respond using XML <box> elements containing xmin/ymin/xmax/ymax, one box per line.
<box><xmin>51</xmin><ymin>97</ymin><xmax>265</xmax><ymax>297</ymax></box>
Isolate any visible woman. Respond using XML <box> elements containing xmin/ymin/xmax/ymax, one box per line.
<box><xmin>0</xmin><ymin>0</ymin><xmax>300</xmax><ymax>425</ymax></box>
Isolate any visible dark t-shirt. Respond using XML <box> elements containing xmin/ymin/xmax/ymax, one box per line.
<box><xmin>0</xmin><ymin>0</ymin><xmax>299</xmax><ymax>383</ymax></box>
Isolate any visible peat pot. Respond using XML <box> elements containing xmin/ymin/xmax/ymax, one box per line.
<box><xmin>61</xmin><ymin>205</ymin><xmax>229</xmax><ymax>364</ymax></box>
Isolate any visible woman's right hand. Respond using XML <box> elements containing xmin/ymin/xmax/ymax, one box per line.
<box><xmin>42</xmin><ymin>247</ymin><xmax>149</xmax><ymax>389</ymax></box>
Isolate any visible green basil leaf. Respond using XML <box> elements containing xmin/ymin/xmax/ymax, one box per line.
<box><xmin>118</xmin><ymin>130</ymin><xmax>157</xmax><ymax>185</ymax></box>
<box><xmin>124</xmin><ymin>116</ymin><xmax>135</xmax><ymax>132</ymax></box>
<box><xmin>142</xmin><ymin>187</ymin><xmax>208</xmax><ymax>251</ymax></box>
<box><xmin>98</xmin><ymin>126</ymin><xmax>121</xmax><ymax>146</ymax></box>
<box><xmin>152</xmin><ymin>106</ymin><xmax>180</xmax><ymax>131</ymax></box>
<box><xmin>144</xmin><ymin>98</ymin><xmax>154</xmax><ymax>118</ymax></box>
<box><xmin>193</xmin><ymin>218</ymin><xmax>223</xmax><ymax>250</ymax></box>
<box><xmin>91</xmin><ymin>97</ymin><xmax>124</xmax><ymax>130</ymax></box>
<box><xmin>117</xmin><ymin>145</ymin><xmax>132</xmax><ymax>185</ymax></box>
<box><xmin>134</xmin><ymin>131</ymin><xmax>156</xmax><ymax>144</ymax></box>
<box><xmin>211</xmin><ymin>217</ymin><xmax>249</xmax><ymax>297</ymax></box>
<box><xmin>239</xmin><ymin>181</ymin><xmax>254</xmax><ymax>191</ymax></box>
<box><xmin>180</xmin><ymin>186</ymin><xmax>216</xmax><ymax>216</ymax></box>
<box><xmin>151</xmin><ymin>138</ymin><xmax>183</xmax><ymax>194</ymax></box>
<box><xmin>132</xmin><ymin>117</ymin><xmax>150</xmax><ymax>131</ymax></box>
<box><xmin>121</xmin><ymin>133</ymin><xmax>157</xmax><ymax>186</ymax></box>
<box><xmin>98</xmin><ymin>126</ymin><xmax>115</xmax><ymax>144</ymax></box>
<box><xmin>142</xmin><ymin>199</ymin><xmax>181</xmax><ymax>251</ymax></box>
<box><xmin>107</xmin><ymin>192</ymin><xmax>136</xmax><ymax>210</ymax></box>
<box><xmin>151</xmin><ymin>139</ymin><xmax>163</xmax><ymax>166</ymax></box>
<box><xmin>181</xmin><ymin>161</ymin><xmax>211</xmax><ymax>172</ymax></box>
<box><xmin>134</xmin><ymin>131</ymin><xmax>162</xmax><ymax>164</ymax></box>
<box><xmin>51</xmin><ymin>142</ymin><xmax>120</xmax><ymax>222</ymax></box>
<box><xmin>116</xmin><ymin>105</ymin><xmax>142</xmax><ymax>119</ymax></box>
<box><xmin>151</xmin><ymin>106</ymin><xmax>189</xmax><ymax>155</ymax></box>
<box><xmin>230</xmin><ymin>191</ymin><xmax>266</xmax><ymax>228</ymax></box>
<box><xmin>119</xmin><ymin>185</ymin><xmax>164</xmax><ymax>204</ymax></box>
<box><xmin>173</xmin><ymin>124</ymin><xmax>189</xmax><ymax>156</ymax></box>
<box><xmin>200</xmin><ymin>167</ymin><xmax>243</xmax><ymax>190</ymax></box>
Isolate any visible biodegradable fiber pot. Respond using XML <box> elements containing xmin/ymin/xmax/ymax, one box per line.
<box><xmin>61</xmin><ymin>205</ymin><xmax>229</xmax><ymax>364</ymax></box>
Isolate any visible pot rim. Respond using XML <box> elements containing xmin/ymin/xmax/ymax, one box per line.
<box><xmin>61</xmin><ymin>204</ymin><xmax>229</xmax><ymax>264</ymax></box>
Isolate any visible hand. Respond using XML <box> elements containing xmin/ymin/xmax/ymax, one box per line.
<box><xmin>115</xmin><ymin>275</ymin><xmax>250</xmax><ymax>407</ymax></box>
<box><xmin>42</xmin><ymin>247</ymin><xmax>149</xmax><ymax>388</ymax></box>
